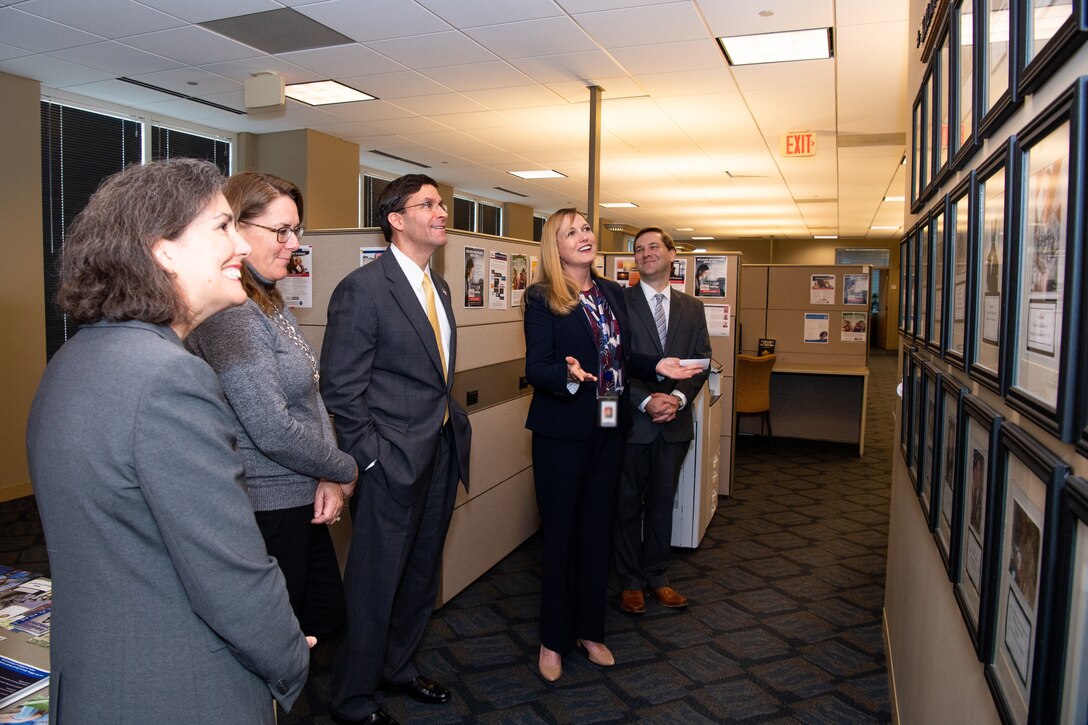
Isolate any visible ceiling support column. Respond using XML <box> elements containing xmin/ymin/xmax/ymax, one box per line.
<box><xmin>587</xmin><ymin>84</ymin><xmax>603</xmax><ymax>240</ymax></box>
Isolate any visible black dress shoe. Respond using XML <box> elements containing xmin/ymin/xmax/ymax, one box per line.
<box><xmin>380</xmin><ymin>674</ymin><xmax>452</xmax><ymax>704</ymax></box>
<box><xmin>330</xmin><ymin>708</ymin><xmax>399</xmax><ymax>725</ymax></box>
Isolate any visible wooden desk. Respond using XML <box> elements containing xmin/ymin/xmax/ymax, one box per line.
<box><xmin>746</xmin><ymin>362</ymin><xmax>870</xmax><ymax>456</ymax></box>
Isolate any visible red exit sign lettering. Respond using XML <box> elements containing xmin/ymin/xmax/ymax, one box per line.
<box><xmin>781</xmin><ymin>132</ymin><xmax>816</xmax><ymax>157</ymax></box>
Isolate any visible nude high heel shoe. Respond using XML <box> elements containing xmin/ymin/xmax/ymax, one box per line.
<box><xmin>577</xmin><ymin>639</ymin><xmax>615</xmax><ymax>667</ymax></box>
<box><xmin>538</xmin><ymin>644</ymin><xmax>562</xmax><ymax>682</ymax></box>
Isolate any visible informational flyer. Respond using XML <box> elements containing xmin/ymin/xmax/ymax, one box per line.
<box><xmin>488</xmin><ymin>250</ymin><xmax>508</xmax><ymax>309</ymax></box>
<box><xmin>280</xmin><ymin>245</ymin><xmax>312</xmax><ymax>309</ymax></box>
<box><xmin>669</xmin><ymin>259</ymin><xmax>687</xmax><ymax>288</ymax></box>
<box><xmin>530</xmin><ymin>256</ymin><xmax>540</xmax><ymax>284</ymax></box>
<box><xmin>843</xmin><ymin>273</ymin><xmax>869</xmax><ymax>305</ymax></box>
<box><xmin>704</xmin><ymin>304</ymin><xmax>730</xmax><ymax>337</ymax></box>
<box><xmin>0</xmin><ymin>656</ymin><xmax>49</xmax><ymax>710</ymax></box>
<box><xmin>464</xmin><ymin>246</ymin><xmax>484</xmax><ymax>308</ymax></box>
<box><xmin>810</xmin><ymin>274</ymin><xmax>835</xmax><ymax>305</ymax></box>
<box><xmin>593</xmin><ymin>255</ymin><xmax>606</xmax><ymax>276</ymax></box>
<box><xmin>694</xmin><ymin>256</ymin><xmax>727</xmax><ymax>297</ymax></box>
<box><xmin>359</xmin><ymin>247</ymin><xmax>384</xmax><ymax>267</ymax></box>
<box><xmin>510</xmin><ymin>254</ymin><xmax>529</xmax><ymax>306</ymax></box>
<box><xmin>841</xmin><ymin>312</ymin><xmax>867</xmax><ymax>342</ymax></box>
<box><xmin>614</xmin><ymin>257</ymin><xmax>640</xmax><ymax>288</ymax></box>
<box><xmin>803</xmin><ymin>312</ymin><xmax>830</xmax><ymax>343</ymax></box>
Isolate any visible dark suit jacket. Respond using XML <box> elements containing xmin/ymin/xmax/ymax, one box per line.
<box><xmin>27</xmin><ymin>320</ymin><xmax>309</xmax><ymax>724</ymax></box>
<box><xmin>524</xmin><ymin>276</ymin><xmax>660</xmax><ymax>440</ymax></box>
<box><xmin>320</xmin><ymin>248</ymin><xmax>471</xmax><ymax>506</ymax></box>
<box><xmin>624</xmin><ymin>284</ymin><xmax>712</xmax><ymax>445</ymax></box>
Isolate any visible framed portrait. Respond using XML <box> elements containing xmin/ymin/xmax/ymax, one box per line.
<box><xmin>921</xmin><ymin>362</ymin><xmax>944</xmax><ymax>519</ymax></box>
<box><xmin>933</xmin><ymin>24</ymin><xmax>953</xmax><ymax>187</ymax></box>
<box><xmin>912</xmin><ymin>88</ymin><xmax>926</xmax><ymax>211</ymax></box>
<box><xmin>1017</xmin><ymin>0</ymin><xmax>1088</xmax><ymax>97</ymax></box>
<box><xmin>985</xmin><ymin>423</ymin><xmax>1069</xmax><ymax>724</ymax></box>
<box><xmin>906</xmin><ymin>224</ymin><xmax>919</xmax><ymax>340</ymax></box>
<box><xmin>899</xmin><ymin>238</ymin><xmax>909</xmax><ymax>334</ymax></box>
<box><xmin>929</xmin><ymin>197</ymin><xmax>949</xmax><ymax>353</ymax></box>
<box><xmin>937</xmin><ymin>376</ymin><xmax>970</xmax><ymax>574</ymax></box>
<box><xmin>978</xmin><ymin>0</ymin><xmax>1020</xmax><ymax>139</ymax></box>
<box><xmin>954</xmin><ymin>394</ymin><xmax>1004</xmax><ymax>657</ymax></box>
<box><xmin>952</xmin><ymin>0</ymin><xmax>982</xmax><ymax>168</ymax></box>
<box><xmin>948</xmin><ymin>173</ymin><xmax>975</xmax><ymax>367</ymax></box>
<box><xmin>1048</xmin><ymin>475</ymin><xmax>1088</xmax><ymax>723</ymax></box>
<box><xmin>901</xmin><ymin>346</ymin><xmax>916</xmax><ymax>464</ymax></box>
<box><xmin>970</xmin><ymin>139</ymin><xmax>1016</xmax><ymax>394</ymax></box>
<box><xmin>910</xmin><ymin>350</ymin><xmax>928</xmax><ymax>486</ymax></box>
<box><xmin>1008</xmin><ymin>78</ymin><xmax>1085</xmax><ymax>442</ymax></box>
<box><xmin>917</xmin><ymin>222</ymin><xmax>932</xmax><ymax>343</ymax></box>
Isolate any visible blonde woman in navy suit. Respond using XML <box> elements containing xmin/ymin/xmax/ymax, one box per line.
<box><xmin>523</xmin><ymin>208</ymin><xmax>700</xmax><ymax>682</ymax></box>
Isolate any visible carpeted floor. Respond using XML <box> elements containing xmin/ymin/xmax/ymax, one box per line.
<box><xmin>1</xmin><ymin>349</ymin><xmax>896</xmax><ymax>723</ymax></box>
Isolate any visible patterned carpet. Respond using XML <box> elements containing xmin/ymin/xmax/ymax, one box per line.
<box><xmin>1</xmin><ymin>350</ymin><xmax>896</xmax><ymax>723</ymax></box>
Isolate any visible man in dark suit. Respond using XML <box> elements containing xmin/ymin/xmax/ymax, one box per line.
<box><xmin>320</xmin><ymin>174</ymin><xmax>471</xmax><ymax>725</ymax></box>
<box><xmin>616</xmin><ymin>227</ymin><xmax>712</xmax><ymax>614</ymax></box>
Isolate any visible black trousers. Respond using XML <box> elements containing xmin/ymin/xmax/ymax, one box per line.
<box><xmin>532</xmin><ymin>427</ymin><xmax>623</xmax><ymax>654</ymax></box>
<box><xmin>255</xmin><ymin>502</ymin><xmax>346</xmax><ymax>639</ymax></box>
<box><xmin>613</xmin><ymin>436</ymin><xmax>688</xmax><ymax>590</ymax></box>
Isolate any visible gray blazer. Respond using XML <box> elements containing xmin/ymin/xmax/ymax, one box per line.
<box><xmin>27</xmin><ymin>320</ymin><xmax>309</xmax><ymax>724</ymax></box>
<box><xmin>624</xmin><ymin>286</ymin><xmax>713</xmax><ymax>445</ymax></box>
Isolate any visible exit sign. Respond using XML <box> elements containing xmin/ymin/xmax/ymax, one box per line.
<box><xmin>781</xmin><ymin>131</ymin><xmax>816</xmax><ymax>157</ymax></box>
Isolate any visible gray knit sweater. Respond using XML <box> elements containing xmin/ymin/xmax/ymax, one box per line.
<box><xmin>186</xmin><ymin>291</ymin><xmax>356</xmax><ymax>512</ymax></box>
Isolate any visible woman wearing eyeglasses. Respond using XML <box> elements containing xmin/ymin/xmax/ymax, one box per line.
<box><xmin>187</xmin><ymin>171</ymin><xmax>358</xmax><ymax>644</ymax></box>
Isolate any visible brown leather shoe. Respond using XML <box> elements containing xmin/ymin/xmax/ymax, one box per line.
<box><xmin>620</xmin><ymin>589</ymin><xmax>646</xmax><ymax>613</ymax></box>
<box><xmin>653</xmin><ymin>586</ymin><xmax>689</xmax><ymax>608</ymax></box>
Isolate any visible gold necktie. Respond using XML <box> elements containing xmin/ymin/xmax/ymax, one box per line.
<box><xmin>422</xmin><ymin>274</ymin><xmax>450</xmax><ymax>424</ymax></box>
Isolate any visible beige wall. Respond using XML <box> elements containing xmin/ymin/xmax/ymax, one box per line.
<box><xmin>0</xmin><ymin>71</ymin><xmax>44</xmax><ymax>501</ymax></box>
<box><xmin>504</xmin><ymin>202</ymin><xmax>533</xmax><ymax>240</ymax></box>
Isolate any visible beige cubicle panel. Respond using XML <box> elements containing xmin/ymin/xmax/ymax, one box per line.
<box><xmin>294</xmin><ymin>228</ymin><xmax>540</xmax><ymax>605</ymax></box>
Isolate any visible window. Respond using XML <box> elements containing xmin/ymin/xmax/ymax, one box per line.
<box><xmin>361</xmin><ymin>173</ymin><xmax>391</xmax><ymax>227</ymax></box>
<box><xmin>836</xmin><ymin>248</ymin><xmax>891</xmax><ymax>266</ymax></box>
<box><xmin>453</xmin><ymin>197</ymin><xmax>476</xmax><ymax>232</ymax></box>
<box><xmin>452</xmin><ymin>195</ymin><xmax>503</xmax><ymax>235</ymax></box>
<box><xmin>533</xmin><ymin>215</ymin><xmax>546</xmax><ymax>242</ymax></box>
<box><xmin>40</xmin><ymin>100</ymin><xmax>232</xmax><ymax>359</ymax></box>
<box><xmin>477</xmin><ymin>202</ymin><xmax>501</xmax><ymax>236</ymax></box>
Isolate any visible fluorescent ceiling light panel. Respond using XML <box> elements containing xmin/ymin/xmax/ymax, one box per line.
<box><xmin>600</xmin><ymin>202</ymin><xmax>638</xmax><ymax>208</ymax></box>
<box><xmin>871</xmin><ymin>225</ymin><xmax>900</xmax><ymax>230</ymax></box>
<box><xmin>883</xmin><ymin>195</ymin><xmax>905</xmax><ymax>202</ymax></box>
<box><xmin>508</xmin><ymin>169</ymin><xmax>566</xmax><ymax>179</ymax></box>
<box><xmin>285</xmin><ymin>80</ymin><xmax>375</xmax><ymax>105</ymax></box>
<box><xmin>692</xmin><ymin>247</ymin><xmax>707</xmax><ymax>253</ymax></box>
<box><xmin>691</xmin><ymin>236</ymin><xmax>714</xmax><ymax>240</ymax></box>
<box><xmin>675</xmin><ymin>227</ymin><xmax>695</xmax><ymax>232</ymax></box>
<box><xmin>718</xmin><ymin>28</ymin><xmax>832</xmax><ymax>66</ymax></box>
<box><xmin>814</xmin><ymin>235</ymin><xmax>838</xmax><ymax>239</ymax></box>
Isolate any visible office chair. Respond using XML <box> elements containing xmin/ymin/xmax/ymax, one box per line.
<box><xmin>735</xmin><ymin>353</ymin><xmax>775</xmax><ymax>450</ymax></box>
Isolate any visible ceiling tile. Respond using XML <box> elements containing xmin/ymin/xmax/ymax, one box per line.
<box><xmin>18</xmin><ymin>0</ymin><xmax>186</xmax><ymax>39</ymax></box>
<box><xmin>128</xmin><ymin>67</ymin><xmax>242</xmax><ymax>97</ymax></box>
<box><xmin>545</xmin><ymin>76</ymin><xmax>643</xmax><ymax>103</ymax></box>
<box><xmin>0</xmin><ymin>41</ymin><xmax>32</xmax><ymax>62</ymax></box>
<box><xmin>464</xmin><ymin>16</ymin><xmax>598</xmax><ymax>60</ymax></box>
<box><xmin>49</xmin><ymin>41</ymin><xmax>183</xmax><ymax>76</ymax></box>
<box><xmin>609</xmin><ymin>39</ymin><xmax>726</xmax><ymax>75</ymax></box>
<box><xmin>836</xmin><ymin>21</ymin><xmax>909</xmax><ymax>58</ymax></box>
<box><xmin>135</xmin><ymin>0</ymin><xmax>281</xmax><ymax>23</ymax></box>
<box><xmin>339</xmin><ymin>70</ymin><xmax>452</xmax><ymax>99</ymax></box>
<box><xmin>572</xmin><ymin>3</ymin><xmax>706</xmax><ymax>49</ymax></box>
<box><xmin>123</xmin><ymin>26</ymin><xmax>262</xmax><ymax>65</ymax></box>
<box><xmin>386</xmin><ymin>91</ymin><xmax>489</xmax><ymax>116</ymax></box>
<box><xmin>280</xmin><ymin>44</ymin><xmax>406</xmax><ymax>77</ymax></box>
<box><xmin>366</xmin><ymin>31</ymin><xmax>497</xmax><ymax>69</ymax></box>
<box><xmin>556</xmin><ymin>0</ymin><xmax>668</xmax><ymax>11</ymax></box>
<box><xmin>0</xmin><ymin>7</ymin><xmax>104</xmax><ymax>52</ymax></box>
<box><xmin>198</xmin><ymin>56</ymin><xmax>323</xmax><ymax>84</ymax></box>
<box><xmin>415</xmin><ymin>0</ymin><xmax>563</xmax><ymax>28</ymax></box>
<box><xmin>634</xmin><ymin>68</ymin><xmax>738</xmax><ymax>98</ymax></box>
<box><xmin>696</xmin><ymin>0</ymin><xmax>834</xmax><ymax>37</ymax></box>
<box><xmin>509</xmin><ymin>49</ymin><xmax>625</xmax><ymax>84</ymax></box>
<box><xmin>462</xmin><ymin>84</ymin><xmax>566</xmax><ymax>110</ymax></box>
<box><xmin>730</xmin><ymin>60</ymin><xmax>834</xmax><ymax>91</ymax></box>
<box><xmin>1</xmin><ymin>54</ymin><xmax>115</xmax><ymax>86</ymax></box>
<box><xmin>297</xmin><ymin>0</ymin><xmax>451</xmax><ymax>42</ymax></box>
<box><xmin>423</xmin><ymin>61</ymin><xmax>533</xmax><ymax>91</ymax></box>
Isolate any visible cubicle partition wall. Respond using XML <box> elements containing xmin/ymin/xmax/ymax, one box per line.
<box><xmin>295</xmin><ymin>228</ymin><xmax>538</xmax><ymax>605</ymax></box>
<box><xmin>738</xmin><ymin>264</ymin><xmax>873</xmax><ymax>454</ymax></box>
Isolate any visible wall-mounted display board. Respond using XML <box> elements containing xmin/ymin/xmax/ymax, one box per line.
<box><xmin>985</xmin><ymin>422</ymin><xmax>1069</xmax><ymax>724</ymax></box>
<box><xmin>1007</xmin><ymin>77</ymin><xmax>1086</xmax><ymax>442</ymax></box>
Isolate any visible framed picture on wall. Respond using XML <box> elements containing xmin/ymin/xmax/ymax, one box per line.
<box><xmin>1048</xmin><ymin>475</ymin><xmax>1088</xmax><ymax>723</ymax></box>
<box><xmin>1016</xmin><ymin>0</ymin><xmax>1088</xmax><ymax>97</ymax></box>
<box><xmin>952</xmin><ymin>0</ymin><xmax>982</xmax><ymax>169</ymax></box>
<box><xmin>1008</xmin><ymin>78</ymin><xmax>1085</xmax><ymax>442</ymax></box>
<box><xmin>970</xmin><ymin>139</ymin><xmax>1016</xmax><ymax>394</ymax></box>
<box><xmin>933</xmin><ymin>24</ymin><xmax>953</xmax><ymax>187</ymax></box>
<box><xmin>917</xmin><ymin>221</ymin><xmax>932</xmax><ymax>344</ymax></box>
<box><xmin>921</xmin><ymin>361</ymin><xmax>944</xmax><ymax>520</ymax></box>
<box><xmin>954</xmin><ymin>394</ymin><xmax>1004</xmax><ymax>657</ymax></box>
<box><xmin>906</xmin><ymin>224</ymin><xmax>918</xmax><ymax>340</ymax></box>
<box><xmin>910</xmin><ymin>350</ymin><xmax>928</xmax><ymax>487</ymax></box>
<box><xmin>901</xmin><ymin>346</ymin><xmax>913</xmax><ymax>463</ymax></box>
<box><xmin>929</xmin><ymin>197</ymin><xmax>949</xmax><ymax>353</ymax></box>
<box><xmin>978</xmin><ymin>0</ymin><xmax>1020</xmax><ymax>138</ymax></box>
<box><xmin>985</xmin><ymin>423</ymin><xmax>1069</xmax><ymax>724</ymax></box>
<box><xmin>912</xmin><ymin>83</ymin><xmax>929</xmax><ymax>212</ymax></box>
<box><xmin>899</xmin><ymin>238</ymin><xmax>909</xmax><ymax>334</ymax></box>
<box><xmin>947</xmin><ymin>173</ymin><xmax>975</xmax><ymax>368</ymax></box>
<box><xmin>937</xmin><ymin>376</ymin><xmax>970</xmax><ymax>574</ymax></box>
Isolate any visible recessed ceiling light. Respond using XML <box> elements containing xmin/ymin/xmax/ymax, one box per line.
<box><xmin>883</xmin><ymin>195</ymin><xmax>905</xmax><ymax>202</ymax></box>
<box><xmin>691</xmin><ymin>236</ymin><xmax>714</xmax><ymax>240</ymax></box>
<box><xmin>285</xmin><ymin>80</ymin><xmax>375</xmax><ymax>106</ymax></box>
<box><xmin>814</xmin><ymin>235</ymin><xmax>838</xmax><ymax>239</ymax></box>
<box><xmin>509</xmin><ymin>169</ymin><xmax>566</xmax><ymax>179</ymax></box>
<box><xmin>600</xmin><ymin>202</ymin><xmax>638</xmax><ymax>208</ymax></box>
<box><xmin>676</xmin><ymin>227</ymin><xmax>695</xmax><ymax>232</ymax></box>
<box><xmin>871</xmin><ymin>225</ymin><xmax>900</xmax><ymax>230</ymax></box>
<box><xmin>718</xmin><ymin>28</ymin><xmax>833</xmax><ymax>66</ymax></box>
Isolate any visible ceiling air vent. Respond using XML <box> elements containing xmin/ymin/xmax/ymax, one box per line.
<box><xmin>367</xmin><ymin>150</ymin><xmax>431</xmax><ymax>168</ymax></box>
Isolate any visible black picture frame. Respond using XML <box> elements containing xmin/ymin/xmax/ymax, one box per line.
<box><xmin>901</xmin><ymin>345</ymin><xmax>916</xmax><ymax>464</ymax></box>
<box><xmin>910</xmin><ymin>350</ymin><xmax>928</xmax><ymax>486</ymax></box>
<box><xmin>899</xmin><ymin>237</ymin><xmax>909</xmax><ymax>334</ymax></box>
<box><xmin>907</xmin><ymin>223</ymin><xmax>919</xmax><ymax>340</ymax></box>
<box><xmin>952</xmin><ymin>0</ymin><xmax>983</xmax><ymax>169</ymax></box>
<box><xmin>978</xmin><ymin>0</ymin><xmax>1021</xmax><ymax>139</ymax></box>
<box><xmin>1008</xmin><ymin>78</ymin><xmax>1086</xmax><ymax>442</ymax></box>
<box><xmin>930</xmin><ymin>196</ymin><xmax>950</xmax><ymax>354</ymax></box>
<box><xmin>918</xmin><ymin>221</ymin><xmax>932</xmax><ymax>344</ymax></box>
<box><xmin>984</xmin><ymin>422</ymin><xmax>1069</xmax><ymax>724</ymax></box>
<box><xmin>947</xmin><ymin>172</ymin><xmax>976</xmax><ymax>368</ymax></box>
<box><xmin>937</xmin><ymin>375</ymin><xmax>971</xmax><ymax>574</ymax></box>
<box><xmin>912</xmin><ymin>86</ymin><xmax>928</xmax><ymax>212</ymax></box>
<box><xmin>954</xmin><ymin>394</ymin><xmax>1004</xmax><ymax>658</ymax></box>
<box><xmin>1046</xmin><ymin>474</ymin><xmax>1088</xmax><ymax>723</ymax></box>
<box><xmin>970</xmin><ymin>138</ymin><xmax>1018</xmax><ymax>394</ymax></box>
<box><xmin>921</xmin><ymin>361</ymin><xmax>945</xmax><ymax>521</ymax></box>
<box><xmin>933</xmin><ymin>23</ymin><xmax>953</xmax><ymax>188</ymax></box>
<box><xmin>1017</xmin><ymin>0</ymin><xmax>1088</xmax><ymax>97</ymax></box>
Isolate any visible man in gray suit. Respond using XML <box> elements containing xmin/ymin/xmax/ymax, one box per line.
<box><xmin>320</xmin><ymin>174</ymin><xmax>471</xmax><ymax>725</ymax></box>
<box><xmin>616</xmin><ymin>227</ymin><xmax>712</xmax><ymax>614</ymax></box>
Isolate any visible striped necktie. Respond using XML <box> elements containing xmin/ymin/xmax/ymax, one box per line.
<box><xmin>653</xmin><ymin>292</ymin><xmax>667</xmax><ymax>352</ymax></box>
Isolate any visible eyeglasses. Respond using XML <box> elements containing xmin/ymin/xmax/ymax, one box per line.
<box><xmin>241</xmin><ymin>221</ymin><xmax>304</xmax><ymax>243</ymax></box>
<box><xmin>398</xmin><ymin>200</ymin><xmax>448</xmax><ymax>214</ymax></box>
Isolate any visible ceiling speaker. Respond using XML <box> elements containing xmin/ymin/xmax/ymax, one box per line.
<box><xmin>244</xmin><ymin>73</ymin><xmax>285</xmax><ymax>110</ymax></box>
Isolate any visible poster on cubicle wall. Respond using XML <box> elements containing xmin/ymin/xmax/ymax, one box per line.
<box><xmin>359</xmin><ymin>247</ymin><xmax>384</xmax><ymax>267</ymax></box>
<box><xmin>282</xmin><ymin>246</ymin><xmax>312</xmax><ymax>308</ymax></box>
<box><xmin>464</xmin><ymin>247</ymin><xmax>484</xmax><ymax>308</ymax></box>
<box><xmin>511</xmin><ymin>254</ymin><xmax>528</xmax><ymax>306</ymax></box>
<box><xmin>489</xmin><ymin>251</ymin><xmax>508</xmax><ymax>309</ymax></box>
<box><xmin>694</xmin><ymin>256</ymin><xmax>726</xmax><ymax>297</ymax></box>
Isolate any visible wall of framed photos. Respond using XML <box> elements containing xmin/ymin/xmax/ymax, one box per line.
<box><xmin>888</xmin><ymin>0</ymin><xmax>1088</xmax><ymax>723</ymax></box>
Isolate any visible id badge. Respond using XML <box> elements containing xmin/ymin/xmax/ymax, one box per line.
<box><xmin>598</xmin><ymin>396</ymin><xmax>619</xmax><ymax>428</ymax></box>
